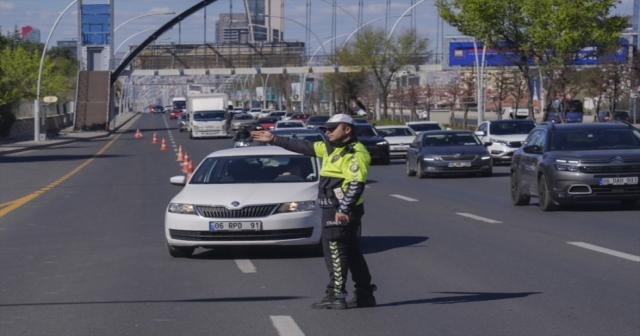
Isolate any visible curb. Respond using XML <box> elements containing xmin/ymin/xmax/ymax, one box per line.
<box><xmin>0</xmin><ymin>112</ymin><xmax>140</xmax><ymax>156</ymax></box>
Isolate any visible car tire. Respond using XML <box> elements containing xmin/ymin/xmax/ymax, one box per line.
<box><xmin>406</xmin><ymin>160</ymin><xmax>416</xmax><ymax>176</ymax></box>
<box><xmin>417</xmin><ymin>161</ymin><xmax>426</xmax><ymax>179</ymax></box>
<box><xmin>166</xmin><ymin>241</ymin><xmax>195</xmax><ymax>258</ymax></box>
<box><xmin>511</xmin><ymin>172</ymin><xmax>530</xmax><ymax>206</ymax></box>
<box><xmin>538</xmin><ymin>175</ymin><xmax>558</xmax><ymax>211</ymax></box>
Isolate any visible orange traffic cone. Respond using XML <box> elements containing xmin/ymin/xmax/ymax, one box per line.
<box><xmin>160</xmin><ymin>138</ymin><xmax>167</xmax><ymax>151</ymax></box>
<box><xmin>182</xmin><ymin>152</ymin><xmax>190</xmax><ymax>173</ymax></box>
<box><xmin>134</xmin><ymin>129</ymin><xmax>143</xmax><ymax>139</ymax></box>
<box><xmin>186</xmin><ymin>159</ymin><xmax>195</xmax><ymax>182</ymax></box>
<box><xmin>152</xmin><ymin>133</ymin><xmax>158</xmax><ymax>144</ymax></box>
<box><xmin>176</xmin><ymin>145</ymin><xmax>184</xmax><ymax>161</ymax></box>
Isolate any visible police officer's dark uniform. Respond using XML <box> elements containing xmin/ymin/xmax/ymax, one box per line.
<box><xmin>265</xmin><ymin>114</ymin><xmax>376</xmax><ymax>309</ymax></box>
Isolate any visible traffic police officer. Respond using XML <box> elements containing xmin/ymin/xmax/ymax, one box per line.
<box><xmin>251</xmin><ymin>114</ymin><xmax>377</xmax><ymax>309</ymax></box>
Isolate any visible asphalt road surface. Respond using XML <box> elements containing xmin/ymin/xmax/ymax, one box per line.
<box><xmin>1</xmin><ymin>113</ymin><xmax>638</xmax><ymax>336</ymax></box>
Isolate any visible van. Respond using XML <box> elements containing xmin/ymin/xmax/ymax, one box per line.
<box><xmin>503</xmin><ymin>107</ymin><xmax>529</xmax><ymax>119</ymax></box>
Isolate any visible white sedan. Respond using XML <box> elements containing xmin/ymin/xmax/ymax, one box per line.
<box><xmin>274</xmin><ymin>120</ymin><xmax>307</xmax><ymax>129</ymax></box>
<box><xmin>165</xmin><ymin>146</ymin><xmax>321</xmax><ymax>258</ymax></box>
<box><xmin>375</xmin><ymin>125</ymin><xmax>417</xmax><ymax>159</ymax></box>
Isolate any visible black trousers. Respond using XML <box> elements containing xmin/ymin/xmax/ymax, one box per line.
<box><xmin>321</xmin><ymin>204</ymin><xmax>372</xmax><ymax>296</ymax></box>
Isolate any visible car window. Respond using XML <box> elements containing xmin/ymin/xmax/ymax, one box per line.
<box><xmin>422</xmin><ymin>133</ymin><xmax>481</xmax><ymax>146</ymax></box>
<box><xmin>307</xmin><ymin>116</ymin><xmax>330</xmax><ymax>123</ymax></box>
<box><xmin>550</xmin><ymin>129</ymin><xmax>640</xmax><ymax>151</ymax></box>
<box><xmin>489</xmin><ymin>122</ymin><xmax>536</xmax><ymax>135</ymax></box>
<box><xmin>524</xmin><ymin>130</ymin><xmax>540</xmax><ymax>147</ymax></box>
<box><xmin>190</xmin><ymin>155</ymin><xmax>318</xmax><ymax>184</ymax></box>
<box><xmin>477</xmin><ymin>123</ymin><xmax>487</xmax><ymax>132</ymax></box>
<box><xmin>378</xmin><ymin>128</ymin><xmax>415</xmax><ymax>137</ymax></box>
<box><xmin>534</xmin><ymin>131</ymin><xmax>547</xmax><ymax>149</ymax></box>
<box><xmin>258</xmin><ymin>118</ymin><xmax>278</xmax><ymax>123</ymax></box>
<box><xmin>193</xmin><ymin>111</ymin><xmax>226</xmax><ymax>121</ymax></box>
<box><xmin>276</xmin><ymin>122</ymin><xmax>305</xmax><ymax>128</ymax></box>
<box><xmin>355</xmin><ymin>126</ymin><xmax>379</xmax><ymax>137</ymax></box>
<box><xmin>233</xmin><ymin>114</ymin><xmax>253</xmax><ymax>120</ymax></box>
<box><xmin>407</xmin><ymin>123</ymin><xmax>443</xmax><ymax>132</ymax></box>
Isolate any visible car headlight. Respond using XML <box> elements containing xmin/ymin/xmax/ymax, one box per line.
<box><xmin>554</xmin><ymin>159</ymin><xmax>580</xmax><ymax>172</ymax></box>
<box><xmin>490</xmin><ymin>138</ymin><xmax>508</xmax><ymax>145</ymax></box>
<box><xmin>168</xmin><ymin>203</ymin><xmax>196</xmax><ymax>214</ymax></box>
<box><xmin>376</xmin><ymin>141</ymin><xmax>389</xmax><ymax>146</ymax></box>
<box><xmin>276</xmin><ymin>201</ymin><xmax>316</xmax><ymax>213</ymax></box>
<box><xmin>423</xmin><ymin>155</ymin><xmax>441</xmax><ymax>161</ymax></box>
<box><xmin>481</xmin><ymin>156</ymin><xmax>491</xmax><ymax>160</ymax></box>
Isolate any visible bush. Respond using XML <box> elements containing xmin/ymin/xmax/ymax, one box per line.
<box><xmin>369</xmin><ymin>118</ymin><xmax>404</xmax><ymax>126</ymax></box>
<box><xmin>0</xmin><ymin>104</ymin><xmax>16</xmax><ymax>138</ymax></box>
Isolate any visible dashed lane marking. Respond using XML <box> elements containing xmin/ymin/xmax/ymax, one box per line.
<box><xmin>270</xmin><ymin>316</ymin><xmax>305</xmax><ymax>336</ymax></box>
<box><xmin>456</xmin><ymin>213</ymin><xmax>503</xmax><ymax>224</ymax></box>
<box><xmin>567</xmin><ymin>242</ymin><xmax>640</xmax><ymax>262</ymax></box>
<box><xmin>235</xmin><ymin>259</ymin><xmax>257</xmax><ymax>273</ymax></box>
<box><xmin>390</xmin><ymin>194</ymin><xmax>418</xmax><ymax>202</ymax></box>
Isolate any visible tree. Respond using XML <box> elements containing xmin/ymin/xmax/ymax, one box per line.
<box><xmin>333</xmin><ymin>27</ymin><xmax>430</xmax><ymax>119</ymax></box>
<box><xmin>325</xmin><ymin>69</ymin><xmax>368</xmax><ymax>115</ymax></box>
<box><xmin>507</xmin><ymin>70</ymin><xmax>528</xmax><ymax>118</ymax></box>
<box><xmin>444</xmin><ymin>73</ymin><xmax>462</xmax><ymax>127</ymax></box>
<box><xmin>436</xmin><ymin>0</ymin><xmax>628</xmax><ymax>120</ymax></box>
<box><xmin>487</xmin><ymin>67</ymin><xmax>511</xmax><ymax>120</ymax></box>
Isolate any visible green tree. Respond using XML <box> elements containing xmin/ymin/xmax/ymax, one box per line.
<box><xmin>333</xmin><ymin>28</ymin><xmax>430</xmax><ymax>118</ymax></box>
<box><xmin>436</xmin><ymin>0</ymin><xmax>627</xmax><ymax>119</ymax></box>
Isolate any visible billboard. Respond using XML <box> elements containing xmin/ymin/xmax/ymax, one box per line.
<box><xmin>448</xmin><ymin>39</ymin><xmax>629</xmax><ymax>67</ymax></box>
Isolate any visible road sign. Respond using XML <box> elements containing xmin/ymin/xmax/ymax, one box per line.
<box><xmin>43</xmin><ymin>96</ymin><xmax>58</xmax><ymax>104</ymax></box>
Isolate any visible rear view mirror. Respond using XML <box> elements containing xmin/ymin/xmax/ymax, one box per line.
<box><xmin>475</xmin><ymin>131</ymin><xmax>486</xmax><ymax>136</ymax></box>
<box><xmin>170</xmin><ymin>176</ymin><xmax>186</xmax><ymax>186</ymax></box>
<box><xmin>522</xmin><ymin>145</ymin><xmax>541</xmax><ymax>154</ymax></box>
<box><xmin>483</xmin><ymin>142</ymin><xmax>492</xmax><ymax>147</ymax></box>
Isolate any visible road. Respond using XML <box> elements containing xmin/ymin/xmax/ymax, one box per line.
<box><xmin>1</xmin><ymin>113</ymin><xmax>639</xmax><ymax>336</ymax></box>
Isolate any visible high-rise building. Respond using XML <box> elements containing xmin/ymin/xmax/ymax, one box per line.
<box><xmin>217</xmin><ymin>13</ymin><xmax>250</xmax><ymax>43</ymax></box>
<box><xmin>21</xmin><ymin>26</ymin><xmax>41</xmax><ymax>43</ymax></box>
<box><xmin>244</xmin><ymin>0</ymin><xmax>283</xmax><ymax>42</ymax></box>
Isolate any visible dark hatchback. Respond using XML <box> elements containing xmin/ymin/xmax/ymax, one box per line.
<box><xmin>354</xmin><ymin>124</ymin><xmax>390</xmax><ymax>165</ymax></box>
<box><xmin>260</xmin><ymin>128</ymin><xmax>328</xmax><ymax>146</ymax></box>
<box><xmin>406</xmin><ymin>130</ymin><xmax>492</xmax><ymax>178</ymax></box>
<box><xmin>510</xmin><ymin>122</ymin><xmax>640</xmax><ymax>211</ymax></box>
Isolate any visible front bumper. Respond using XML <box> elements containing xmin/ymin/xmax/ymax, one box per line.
<box><xmin>364</xmin><ymin>145</ymin><xmax>390</xmax><ymax>160</ymax></box>
<box><xmin>487</xmin><ymin>143</ymin><xmax>521</xmax><ymax>161</ymax></box>
<box><xmin>165</xmin><ymin>209</ymin><xmax>321</xmax><ymax>247</ymax></box>
<box><xmin>192</xmin><ymin>130</ymin><xmax>228</xmax><ymax>138</ymax></box>
<box><xmin>549</xmin><ymin>171</ymin><xmax>640</xmax><ymax>203</ymax></box>
<box><xmin>388</xmin><ymin>144</ymin><xmax>409</xmax><ymax>158</ymax></box>
<box><xmin>420</xmin><ymin>158</ymin><xmax>492</xmax><ymax>174</ymax></box>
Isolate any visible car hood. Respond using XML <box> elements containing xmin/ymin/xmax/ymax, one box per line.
<box><xmin>421</xmin><ymin>146</ymin><xmax>489</xmax><ymax>156</ymax></box>
<box><xmin>488</xmin><ymin>134</ymin><xmax>528</xmax><ymax>142</ymax></box>
<box><xmin>358</xmin><ymin>136</ymin><xmax>385</xmax><ymax>144</ymax></box>
<box><xmin>172</xmin><ymin>183</ymin><xmax>318</xmax><ymax>206</ymax></box>
<box><xmin>546</xmin><ymin>149</ymin><xmax>640</xmax><ymax>162</ymax></box>
<box><xmin>384</xmin><ymin>136</ymin><xmax>416</xmax><ymax>145</ymax></box>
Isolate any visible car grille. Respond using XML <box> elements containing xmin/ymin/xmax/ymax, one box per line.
<box><xmin>169</xmin><ymin>228</ymin><xmax>314</xmax><ymax>241</ymax></box>
<box><xmin>440</xmin><ymin>155</ymin><xmax>477</xmax><ymax>161</ymax></box>
<box><xmin>580</xmin><ymin>157</ymin><xmax>640</xmax><ymax>164</ymax></box>
<box><xmin>195</xmin><ymin>204</ymin><xmax>279</xmax><ymax>218</ymax></box>
<box><xmin>506</xmin><ymin>141</ymin><xmax>522</xmax><ymax>148</ymax></box>
<box><xmin>578</xmin><ymin>165</ymin><xmax>640</xmax><ymax>174</ymax></box>
<box><xmin>589</xmin><ymin>185</ymin><xmax>640</xmax><ymax>195</ymax></box>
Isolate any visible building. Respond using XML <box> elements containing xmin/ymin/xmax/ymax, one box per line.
<box><xmin>56</xmin><ymin>39</ymin><xmax>78</xmax><ymax>59</ymax></box>
<box><xmin>244</xmin><ymin>0</ymin><xmax>283</xmax><ymax>42</ymax></box>
<box><xmin>21</xmin><ymin>26</ymin><xmax>41</xmax><ymax>43</ymax></box>
<box><xmin>217</xmin><ymin>13</ymin><xmax>250</xmax><ymax>43</ymax></box>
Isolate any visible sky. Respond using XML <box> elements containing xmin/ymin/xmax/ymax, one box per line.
<box><xmin>0</xmin><ymin>0</ymin><xmax>637</xmax><ymax>58</ymax></box>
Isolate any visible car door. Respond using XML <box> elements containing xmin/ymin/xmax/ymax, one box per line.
<box><xmin>530</xmin><ymin>130</ymin><xmax>548</xmax><ymax>195</ymax></box>
<box><xmin>407</xmin><ymin>133</ymin><xmax>422</xmax><ymax>170</ymax></box>
<box><xmin>519</xmin><ymin>130</ymin><xmax>541</xmax><ymax>194</ymax></box>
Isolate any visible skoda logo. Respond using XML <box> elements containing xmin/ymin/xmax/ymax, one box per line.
<box><xmin>612</xmin><ymin>156</ymin><xmax>623</xmax><ymax>162</ymax></box>
<box><xmin>454</xmin><ymin>153</ymin><xmax>461</xmax><ymax>158</ymax></box>
<box><xmin>231</xmin><ymin>201</ymin><xmax>240</xmax><ymax>207</ymax></box>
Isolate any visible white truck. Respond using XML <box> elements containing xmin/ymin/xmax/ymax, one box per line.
<box><xmin>503</xmin><ymin>107</ymin><xmax>529</xmax><ymax>119</ymax></box>
<box><xmin>186</xmin><ymin>93</ymin><xmax>230</xmax><ymax>139</ymax></box>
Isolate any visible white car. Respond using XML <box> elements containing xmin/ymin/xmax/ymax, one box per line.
<box><xmin>165</xmin><ymin>146</ymin><xmax>322</xmax><ymax>258</ymax></box>
<box><xmin>474</xmin><ymin>119</ymin><xmax>537</xmax><ymax>163</ymax></box>
<box><xmin>275</xmin><ymin>120</ymin><xmax>307</xmax><ymax>129</ymax></box>
<box><xmin>405</xmin><ymin>121</ymin><xmax>446</xmax><ymax>133</ymax></box>
<box><xmin>375</xmin><ymin>125</ymin><xmax>417</xmax><ymax>159</ymax></box>
<box><xmin>258</xmin><ymin>109</ymin><xmax>274</xmax><ymax>118</ymax></box>
<box><xmin>248</xmin><ymin>108</ymin><xmax>262</xmax><ymax>119</ymax></box>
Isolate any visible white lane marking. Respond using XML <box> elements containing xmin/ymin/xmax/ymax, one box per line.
<box><xmin>235</xmin><ymin>259</ymin><xmax>257</xmax><ymax>273</ymax></box>
<box><xmin>390</xmin><ymin>194</ymin><xmax>418</xmax><ymax>202</ymax></box>
<box><xmin>270</xmin><ymin>316</ymin><xmax>305</xmax><ymax>336</ymax></box>
<box><xmin>456</xmin><ymin>213</ymin><xmax>503</xmax><ymax>224</ymax></box>
<box><xmin>567</xmin><ymin>242</ymin><xmax>640</xmax><ymax>262</ymax></box>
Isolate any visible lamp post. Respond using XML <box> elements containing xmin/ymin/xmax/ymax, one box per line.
<box><xmin>255</xmin><ymin>67</ymin><xmax>270</xmax><ymax>110</ymax></box>
<box><xmin>34</xmin><ymin>0</ymin><xmax>78</xmax><ymax>141</ymax></box>
<box><xmin>388</xmin><ymin>0</ymin><xmax>426</xmax><ymax>39</ymax></box>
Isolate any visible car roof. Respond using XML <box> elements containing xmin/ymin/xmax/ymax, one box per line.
<box><xmin>420</xmin><ymin>130</ymin><xmax>473</xmax><ymax>135</ymax></box>
<box><xmin>406</xmin><ymin>121</ymin><xmax>441</xmax><ymax>125</ymax></box>
<box><xmin>271</xmin><ymin>128</ymin><xmax>321</xmax><ymax>135</ymax></box>
<box><xmin>376</xmin><ymin>125</ymin><xmax>410</xmax><ymax>129</ymax></box>
<box><xmin>538</xmin><ymin>122</ymin><xmax>633</xmax><ymax>130</ymax></box>
<box><xmin>206</xmin><ymin>146</ymin><xmax>303</xmax><ymax>158</ymax></box>
<box><xmin>276</xmin><ymin>120</ymin><xmax>304</xmax><ymax>123</ymax></box>
<box><xmin>486</xmin><ymin>119</ymin><xmax>535</xmax><ymax>123</ymax></box>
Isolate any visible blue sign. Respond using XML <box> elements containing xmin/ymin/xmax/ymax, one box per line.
<box><xmin>448</xmin><ymin>39</ymin><xmax>629</xmax><ymax>67</ymax></box>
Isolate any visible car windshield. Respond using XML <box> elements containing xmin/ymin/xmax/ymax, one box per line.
<box><xmin>258</xmin><ymin>118</ymin><xmax>278</xmax><ymax>123</ymax></box>
<box><xmin>233</xmin><ymin>114</ymin><xmax>253</xmax><ymax>120</ymax></box>
<box><xmin>271</xmin><ymin>112</ymin><xmax>286</xmax><ymax>116</ymax></box>
<box><xmin>489</xmin><ymin>122</ymin><xmax>536</xmax><ymax>135</ymax></box>
<box><xmin>613</xmin><ymin>112</ymin><xmax>629</xmax><ymax>119</ymax></box>
<box><xmin>250</xmin><ymin>109</ymin><xmax>261</xmax><ymax>112</ymax></box>
<box><xmin>270</xmin><ymin>132</ymin><xmax>324</xmax><ymax>142</ymax></box>
<box><xmin>378</xmin><ymin>128</ymin><xmax>415</xmax><ymax>137</ymax></box>
<box><xmin>550</xmin><ymin>129</ymin><xmax>640</xmax><ymax>151</ymax></box>
<box><xmin>422</xmin><ymin>133</ymin><xmax>481</xmax><ymax>146</ymax></box>
<box><xmin>277</xmin><ymin>122</ymin><xmax>305</xmax><ymax>128</ymax></box>
<box><xmin>190</xmin><ymin>155</ymin><xmax>318</xmax><ymax>184</ymax></box>
<box><xmin>353</xmin><ymin>119</ymin><xmax>369</xmax><ymax>124</ymax></box>
<box><xmin>173</xmin><ymin>101</ymin><xmax>186</xmax><ymax>109</ymax></box>
<box><xmin>408</xmin><ymin>123</ymin><xmax>443</xmax><ymax>132</ymax></box>
<box><xmin>355</xmin><ymin>126</ymin><xmax>379</xmax><ymax>137</ymax></box>
<box><xmin>193</xmin><ymin>111</ymin><xmax>226</xmax><ymax>121</ymax></box>
<box><xmin>307</xmin><ymin>116</ymin><xmax>330</xmax><ymax>124</ymax></box>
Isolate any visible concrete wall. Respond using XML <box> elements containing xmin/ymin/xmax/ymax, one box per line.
<box><xmin>9</xmin><ymin>113</ymin><xmax>75</xmax><ymax>140</ymax></box>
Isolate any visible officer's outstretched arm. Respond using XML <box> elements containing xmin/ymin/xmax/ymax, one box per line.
<box><xmin>271</xmin><ymin>136</ymin><xmax>325</xmax><ymax>158</ymax></box>
<box><xmin>337</xmin><ymin>150</ymin><xmax>370</xmax><ymax>214</ymax></box>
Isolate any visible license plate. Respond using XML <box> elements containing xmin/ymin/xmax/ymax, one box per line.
<box><xmin>209</xmin><ymin>221</ymin><xmax>262</xmax><ymax>231</ymax></box>
<box><xmin>448</xmin><ymin>162</ymin><xmax>471</xmax><ymax>167</ymax></box>
<box><xmin>599</xmin><ymin>177</ymin><xmax>638</xmax><ymax>185</ymax></box>
<box><xmin>391</xmin><ymin>146</ymin><xmax>408</xmax><ymax>151</ymax></box>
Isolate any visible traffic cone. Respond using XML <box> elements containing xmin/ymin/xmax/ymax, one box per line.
<box><xmin>160</xmin><ymin>138</ymin><xmax>167</xmax><ymax>151</ymax></box>
<box><xmin>182</xmin><ymin>152</ymin><xmax>189</xmax><ymax>173</ymax></box>
<box><xmin>134</xmin><ymin>129</ymin><xmax>142</xmax><ymax>139</ymax></box>
<box><xmin>152</xmin><ymin>133</ymin><xmax>158</xmax><ymax>144</ymax></box>
<box><xmin>176</xmin><ymin>145</ymin><xmax>184</xmax><ymax>161</ymax></box>
<box><xmin>186</xmin><ymin>159</ymin><xmax>195</xmax><ymax>182</ymax></box>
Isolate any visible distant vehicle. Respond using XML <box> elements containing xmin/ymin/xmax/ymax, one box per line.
<box><xmin>172</xmin><ymin>97</ymin><xmax>187</xmax><ymax>114</ymax></box>
<box><xmin>354</xmin><ymin>124</ymin><xmax>390</xmax><ymax>165</ymax></box>
<box><xmin>231</xmin><ymin>113</ymin><xmax>257</xmax><ymax>131</ymax></box>
<box><xmin>406</xmin><ymin>130</ymin><xmax>493</xmax><ymax>178</ymax></box>
<box><xmin>475</xmin><ymin>120</ymin><xmax>537</xmax><ymax>163</ymax></box>
<box><xmin>164</xmin><ymin>105</ymin><xmax>173</xmax><ymax>113</ymax></box>
<box><xmin>153</xmin><ymin>105</ymin><xmax>165</xmax><ymax>114</ymax></box>
<box><xmin>283</xmin><ymin>112</ymin><xmax>298</xmax><ymax>120</ymax></box>
<box><xmin>268</xmin><ymin>111</ymin><xmax>287</xmax><ymax>120</ymax></box>
<box><xmin>306</xmin><ymin>115</ymin><xmax>330</xmax><ymax>129</ymax></box>
<box><xmin>612</xmin><ymin>111</ymin><xmax>631</xmax><ymax>122</ymax></box>
<box><xmin>258</xmin><ymin>109</ymin><xmax>274</xmax><ymax>118</ymax></box>
<box><xmin>248</xmin><ymin>108</ymin><xmax>262</xmax><ymax>119</ymax></box>
<box><xmin>375</xmin><ymin>125</ymin><xmax>417</xmax><ymax>159</ymax></box>
<box><xmin>169</xmin><ymin>109</ymin><xmax>182</xmax><ymax>119</ymax></box>
<box><xmin>186</xmin><ymin>93</ymin><xmax>230</xmax><ymax>139</ymax></box>
<box><xmin>164</xmin><ymin>146</ymin><xmax>322</xmax><ymax>258</ymax></box>
<box><xmin>257</xmin><ymin>117</ymin><xmax>279</xmax><ymax>130</ymax></box>
<box><xmin>510</xmin><ymin>122</ymin><xmax>640</xmax><ymax>211</ymax></box>
<box><xmin>289</xmin><ymin>113</ymin><xmax>308</xmax><ymax>123</ymax></box>
<box><xmin>274</xmin><ymin>121</ymin><xmax>307</xmax><ymax>129</ymax></box>
<box><xmin>504</xmin><ymin>107</ymin><xmax>529</xmax><ymax>119</ymax></box>
<box><xmin>544</xmin><ymin>111</ymin><xmax>563</xmax><ymax>123</ymax></box>
<box><xmin>178</xmin><ymin>113</ymin><xmax>189</xmax><ymax>132</ymax></box>
<box><xmin>406</xmin><ymin>121</ymin><xmax>446</xmax><ymax>133</ymax></box>
<box><xmin>259</xmin><ymin>128</ymin><xmax>328</xmax><ymax>145</ymax></box>
<box><xmin>564</xmin><ymin>111</ymin><xmax>584</xmax><ymax>123</ymax></box>
<box><xmin>352</xmin><ymin>118</ymin><xmax>370</xmax><ymax>125</ymax></box>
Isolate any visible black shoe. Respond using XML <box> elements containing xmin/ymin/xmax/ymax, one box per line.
<box><xmin>311</xmin><ymin>290</ymin><xmax>347</xmax><ymax>310</ymax></box>
<box><xmin>346</xmin><ymin>284</ymin><xmax>377</xmax><ymax>308</ymax></box>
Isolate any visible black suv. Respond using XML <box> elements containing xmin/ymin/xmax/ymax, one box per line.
<box><xmin>510</xmin><ymin>122</ymin><xmax>640</xmax><ymax>211</ymax></box>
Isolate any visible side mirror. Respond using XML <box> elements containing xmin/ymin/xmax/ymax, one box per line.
<box><xmin>483</xmin><ymin>142</ymin><xmax>492</xmax><ymax>147</ymax></box>
<box><xmin>307</xmin><ymin>125</ymin><xmax>314</xmax><ymax>129</ymax></box>
<box><xmin>170</xmin><ymin>176</ymin><xmax>187</xmax><ymax>186</ymax></box>
<box><xmin>522</xmin><ymin>145</ymin><xmax>541</xmax><ymax>154</ymax></box>
<box><xmin>475</xmin><ymin>131</ymin><xmax>486</xmax><ymax>136</ymax></box>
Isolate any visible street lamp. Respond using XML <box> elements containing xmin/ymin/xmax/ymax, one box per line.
<box><xmin>388</xmin><ymin>0</ymin><xmax>426</xmax><ymax>39</ymax></box>
<box><xmin>34</xmin><ymin>0</ymin><xmax>77</xmax><ymax>141</ymax></box>
<box><xmin>255</xmin><ymin>66</ymin><xmax>270</xmax><ymax>110</ymax></box>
